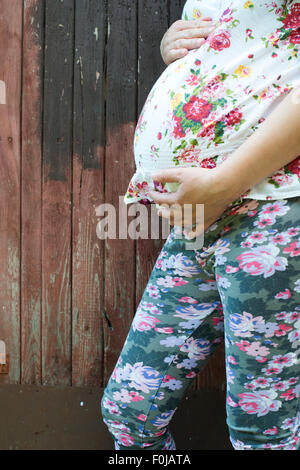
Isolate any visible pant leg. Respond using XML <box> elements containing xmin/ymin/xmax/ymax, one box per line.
<box><xmin>101</xmin><ymin>223</ymin><xmax>226</xmax><ymax>450</ymax></box>
<box><xmin>213</xmin><ymin>197</ymin><xmax>300</xmax><ymax>450</ymax></box>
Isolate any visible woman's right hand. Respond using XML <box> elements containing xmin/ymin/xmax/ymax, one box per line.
<box><xmin>160</xmin><ymin>18</ymin><xmax>217</xmax><ymax>66</ymax></box>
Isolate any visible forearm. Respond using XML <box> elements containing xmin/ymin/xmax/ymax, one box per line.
<box><xmin>215</xmin><ymin>86</ymin><xmax>300</xmax><ymax>203</ymax></box>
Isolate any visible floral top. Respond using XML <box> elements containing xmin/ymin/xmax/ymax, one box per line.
<box><xmin>124</xmin><ymin>0</ymin><xmax>300</xmax><ymax>205</ymax></box>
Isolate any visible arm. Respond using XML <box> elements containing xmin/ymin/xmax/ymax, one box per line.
<box><xmin>148</xmin><ymin>86</ymin><xmax>300</xmax><ymax>235</ymax></box>
<box><xmin>215</xmin><ymin>86</ymin><xmax>300</xmax><ymax>204</ymax></box>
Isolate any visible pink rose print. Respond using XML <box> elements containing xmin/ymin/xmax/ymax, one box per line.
<box><xmin>282</xmin><ymin>3</ymin><xmax>300</xmax><ymax>30</ymax></box>
<box><xmin>274</xmin><ymin>324</ymin><xmax>292</xmax><ymax>337</ymax></box>
<box><xmin>199</xmin><ymin>157</ymin><xmax>217</xmax><ymax>169</ymax></box>
<box><xmin>263</xmin><ymin>427</ymin><xmax>278</xmax><ymax>435</ymax></box>
<box><xmin>197</xmin><ymin>121</ymin><xmax>215</xmax><ymax>138</ymax></box>
<box><xmin>269</xmin><ymin>170</ymin><xmax>294</xmax><ymax>187</ymax></box>
<box><xmin>137</xmin><ymin>414</ymin><xmax>147</xmax><ymax>421</ymax></box>
<box><xmin>236</xmin><ymin>245</ymin><xmax>288</xmax><ymax>278</ymax></box>
<box><xmin>118</xmin><ymin>433</ymin><xmax>134</xmax><ymax>447</ymax></box>
<box><xmin>289</xmin><ymin>28</ymin><xmax>300</xmax><ymax>44</ymax></box>
<box><xmin>178</xmin><ymin>296</ymin><xmax>198</xmax><ymax>304</ymax></box>
<box><xmin>225</xmin><ymin>265</ymin><xmax>239</xmax><ymax>273</ymax></box>
<box><xmin>287</xmin><ymin>155</ymin><xmax>300</xmax><ymax>176</ymax></box>
<box><xmin>133</xmin><ymin>310</ymin><xmax>161</xmax><ymax>332</ymax></box>
<box><xmin>280</xmin><ymin>388</ymin><xmax>297</xmax><ymax>401</ymax></box>
<box><xmin>259</xmin><ymin>201</ymin><xmax>290</xmax><ymax>218</ymax></box>
<box><xmin>182</xmin><ymin>96</ymin><xmax>213</xmax><ymax>123</ymax></box>
<box><xmin>237</xmin><ymin>390</ymin><xmax>282</xmax><ymax>417</ymax></box>
<box><xmin>253</xmin><ymin>217</ymin><xmax>276</xmax><ymax>228</ymax></box>
<box><xmin>225</xmin><ymin>108</ymin><xmax>243</xmax><ymax>126</ymax></box>
<box><xmin>283</xmin><ymin>241</ymin><xmax>300</xmax><ymax>257</ymax></box>
<box><xmin>227</xmin><ymin>396</ymin><xmax>238</xmax><ymax>407</ymax></box>
<box><xmin>275</xmin><ymin>289</ymin><xmax>291</xmax><ymax>299</ymax></box>
<box><xmin>155</xmin><ymin>327</ymin><xmax>173</xmax><ymax>334</ymax></box>
<box><xmin>172</xmin><ymin>115</ymin><xmax>187</xmax><ymax>139</ymax></box>
<box><xmin>176</xmin><ymin>146</ymin><xmax>202</xmax><ymax>164</ymax></box>
<box><xmin>186</xmin><ymin>371</ymin><xmax>197</xmax><ymax>379</ymax></box>
<box><xmin>245</xmin><ymin>341</ymin><xmax>270</xmax><ymax>358</ymax></box>
<box><xmin>208</xmin><ymin>29</ymin><xmax>231</xmax><ymax>51</ymax></box>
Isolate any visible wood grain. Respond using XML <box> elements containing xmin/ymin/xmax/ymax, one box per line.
<box><xmin>21</xmin><ymin>0</ymin><xmax>44</xmax><ymax>384</ymax></box>
<box><xmin>135</xmin><ymin>1</ymin><xmax>168</xmax><ymax>309</ymax></box>
<box><xmin>42</xmin><ymin>0</ymin><xmax>74</xmax><ymax>385</ymax></box>
<box><xmin>0</xmin><ymin>0</ymin><xmax>226</xmax><ymax>391</ymax></box>
<box><xmin>0</xmin><ymin>0</ymin><xmax>23</xmax><ymax>384</ymax></box>
<box><xmin>71</xmin><ymin>0</ymin><xmax>105</xmax><ymax>387</ymax></box>
<box><xmin>103</xmin><ymin>0</ymin><xmax>137</xmax><ymax>384</ymax></box>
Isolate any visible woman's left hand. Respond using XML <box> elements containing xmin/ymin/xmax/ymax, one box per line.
<box><xmin>147</xmin><ymin>167</ymin><xmax>238</xmax><ymax>238</ymax></box>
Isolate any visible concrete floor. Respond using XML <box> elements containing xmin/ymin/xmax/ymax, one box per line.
<box><xmin>0</xmin><ymin>385</ymin><xmax>232</xmax><ymax>450</ymax></box>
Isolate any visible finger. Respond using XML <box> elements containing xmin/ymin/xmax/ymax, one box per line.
<box><xmin>173</xmin><ymin>25</ymin><xmax>216</xmax><ymax>41</ymax></box>
<box><xmin>151</xmin><ymin>169</ymin><xmax>183</xmax><ymax>184</ymax></box>
<box><xmin>157</xmin><ymin>208</ymin><xmax>187</xmax><ymax>228</ymax></box>
<box><xmin>172</xmin><ymin>37</ymin><xmax>206</xmax><ymax>52</ymax></box>
<box><xmin>160</xmin><ymin>206</ymin><xmax>189</xmax><ymax>224</ymax></box>
<box><xmin>173</xmin><ymin>18</ymin><xmax>212</xmax><ymax>31</ymax></box>
<box><xmin>148</xmin><ymin>190</ymin><xmax>178</xmax><ymax>207</ymax></box>
<box><xmin>172</xmin><ymin>30</ymin><xmax>214</xmax><ymax>49</ymax></box>
<box><xmin>166</xmin><ymin>48</ymin><xmax>188</xmax><ymax>64</ymax></box>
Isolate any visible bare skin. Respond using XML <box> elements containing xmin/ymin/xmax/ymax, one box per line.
<box><xmin>160</xmin><ymin>17</ymin><xmax>217</xmax><ymax>65</ymax></box>
<box><xmin>149</xmin><ymin>21</ymin><xmax>300</xmax><ymax>238</ymax></box>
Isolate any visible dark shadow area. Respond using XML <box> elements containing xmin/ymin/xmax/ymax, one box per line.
<box><xmin>0</xmin><ymin>385</ymin><xmax>231</xmax><ymax>450</ymax></box>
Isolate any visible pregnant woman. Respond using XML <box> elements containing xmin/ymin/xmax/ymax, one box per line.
<box><xmin>101</xmin><ymin>0</ymin><xmax>300</xmax><ymax>450</ymax></box>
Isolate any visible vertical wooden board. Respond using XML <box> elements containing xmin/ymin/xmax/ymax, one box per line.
<box><xmin>103</xmin><ymin>0</ymin><xmax>137</xmax><ymax>384</ymax></box>
<box><xmin>42</xmin><ymin>0</ymin><xmax>74</xmax><ymax>386</ymax></box>
<box><xmin>21</xmin><ymin>0</ymin><xmax>44</xmax><ymax>384</ymax></box>
<box><xmin>135</xmin><ymin>1</ymin><xmax>168</xmax><ymax>306</ymax></box>
<box><xmin>0</xmin><ymin>0</ymin><xmax>23</xmax><ymax>383</ymax></box>
<box><xmin>169</xmin><ymin>0</ymin><xmax>187</xmax><ymax>25</ymax></box>
<box><xmin>137</xmin><ymin>0</ymin><xmax>168</xmax><ymax>114</ymax></box>
<box><xmin>71</xmin><ymin>0</ymin><xmax>105</xmax><ymax>386</ymax></box>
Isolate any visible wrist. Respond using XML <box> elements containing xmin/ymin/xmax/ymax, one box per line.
<box><xmin>210</xmin><ymin>164</ymin><xmax>250</xmax><ymax>205</ymax></box>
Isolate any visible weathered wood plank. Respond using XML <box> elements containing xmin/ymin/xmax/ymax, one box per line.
<box><xmin>0</xmin><ymin>0</ymin><xmax>23</xmax><ymax>384</ymax></box>
<box><xmin>169</xmin><ymin>0</ymin><xmax>187</xmax><ymax>25</ymax></box>
<box><xmin>103</xmin><ymin>0</ymin><xmax>137</xmax><ymax>384</ymax></box>
<box><xmin>42</xmin><ymin>0</ymin><xmax>74</xmax><ymax>386</ymax></box>
<box><xmin>71</xmin><ymin>0</ymin><xmax>105</xmax><ymax>387</ymax></box>
<box><xmin>135</xmin><ymin>0</ymin><xmax>168</xmax><ymax>307</ymax></box>
<box><xmin>21</xmin><ymin>0</ymin><xmax>44</xmax><ymax>384</ymax></box>
<box><xmin>0</xmin><ymin>0</ymin><xmax>226</xmax><ymax>390</ymax></box>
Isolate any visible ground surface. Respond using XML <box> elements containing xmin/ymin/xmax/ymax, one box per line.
<box><xmin>0</xmin><ymin>385</ymin><xmax>232</xmax><ymax>450</ymax></box>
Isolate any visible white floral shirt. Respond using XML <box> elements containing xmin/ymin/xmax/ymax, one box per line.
<box><xmin>124</xmin><ymin>0</ymin><xmax>300</xmax><ymax>205</ymax></box>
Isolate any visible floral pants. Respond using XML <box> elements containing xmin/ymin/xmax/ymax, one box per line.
<box><xmin>101</xmin><ymin>197</ymin><xmax>300</xmax><ymax>450</ymax></box>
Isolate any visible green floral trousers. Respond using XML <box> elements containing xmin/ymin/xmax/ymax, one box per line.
<box><xmin>101</xmin><ymin>197</ymin><xmax>300</xmax><ymax>450</ymax></box>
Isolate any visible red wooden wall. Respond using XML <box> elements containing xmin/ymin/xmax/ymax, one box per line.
<box><xmin>0</xmin><ymin>0</ymin><xmax>225</xmax><ymax>389</ymax></box>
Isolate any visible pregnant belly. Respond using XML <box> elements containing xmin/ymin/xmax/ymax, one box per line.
<box><xmin>124</xmin><ymin>30</ymin><xmax>292</xmax><ymax>204</ymax></box>
<box><xmin>133</xmin><ymin>46</ymin><xmax>257</xmax><ymax>178</ymax></box>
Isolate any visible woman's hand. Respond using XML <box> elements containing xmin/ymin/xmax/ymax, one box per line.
<box><xmin>147</xmin><ymin>167</ymin><xmax>241</xmax><ymax>238</ymax></box>
<box><xmin>160</xmin><ymin>18</ymin><xmax>217</xmax><ymax>66</ymax></box>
